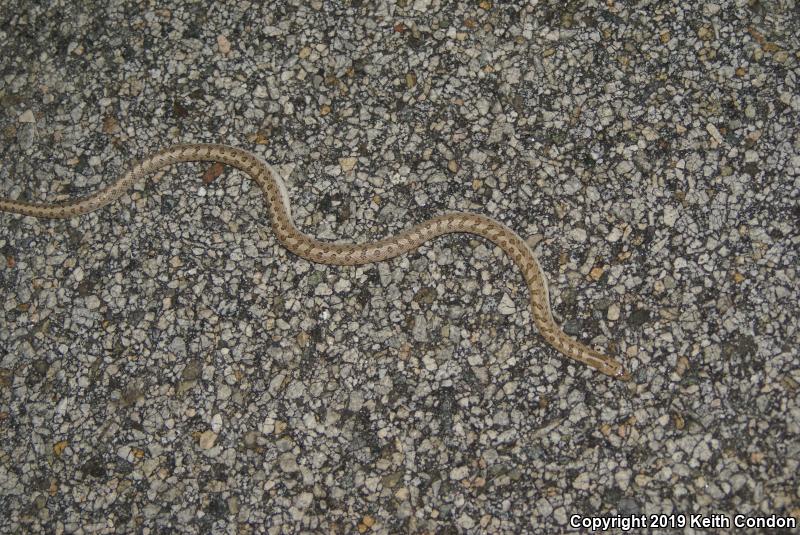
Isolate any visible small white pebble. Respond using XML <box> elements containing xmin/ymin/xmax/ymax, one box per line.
<box><xmin>498</xmin><ymin>294</ymin><xmax>516</xmax><ymax>315</ymax></box>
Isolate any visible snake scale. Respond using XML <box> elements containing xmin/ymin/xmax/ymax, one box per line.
<box><xmin>0</xmin><ymin>143</ymin><xmax>630</xmax><ymax>380</ymax></box>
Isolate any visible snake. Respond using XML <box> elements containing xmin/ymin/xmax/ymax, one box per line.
<box><xmin>0</xmin><ymin>143</ymin><xmax>631</xmax><ymax>380</ymax></box>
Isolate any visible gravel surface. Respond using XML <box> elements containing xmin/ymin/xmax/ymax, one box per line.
<box><xmin>1</xmin><ymin>1</ymin><xmax>798</xmax><ymax>533</ymax></box>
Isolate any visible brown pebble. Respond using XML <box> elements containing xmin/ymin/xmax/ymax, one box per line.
<box><xmin>589</xmin><ymin>266</ymin><xmax>605</xmax><ymax>281</ymax></box>
<box><xmin>203</xmin><ymin>162</ymin><xmax>225</xmax><ymax>184</ymax></box>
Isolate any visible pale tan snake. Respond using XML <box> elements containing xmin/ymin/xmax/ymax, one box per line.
<box><xmin>0</xmin><ymin>143</ymin><xmax>631</xmax><ymax>380</ymax></box>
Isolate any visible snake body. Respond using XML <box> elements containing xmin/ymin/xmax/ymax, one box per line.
<box><xmin>0</xmin><ymin>143</ymin><xmax>630</xmax><ymax>380</ymax></box>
